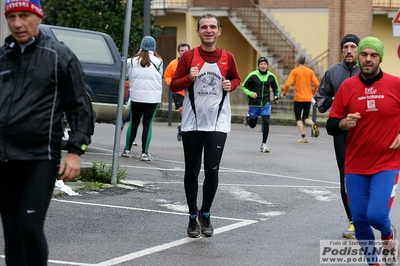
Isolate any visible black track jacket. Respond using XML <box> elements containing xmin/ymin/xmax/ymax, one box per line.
<box><xmin>0</xmin><ymin>31</ymin><xmax>93</xmax><ymax>162</ymax></box>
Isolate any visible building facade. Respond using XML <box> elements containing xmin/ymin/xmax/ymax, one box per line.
<box><xmin>152</xmin><ymin>0</ymin><xmax>400</xmax><ymax>115</ymax></box>
<box><xmin>1</xmin><ymin>0</ymin><xmax>399</xmax><ymax>117</ymax></box>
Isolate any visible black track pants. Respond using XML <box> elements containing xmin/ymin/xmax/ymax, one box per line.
<box><xmin>333</xmin><ymin>131</ymin><xmax>352</xmax><ymax>222</ymax></box>
<box><xmin>0</xmin><ymin>160</ymin><xmax>58</xmax><ymax>266</ymax></box>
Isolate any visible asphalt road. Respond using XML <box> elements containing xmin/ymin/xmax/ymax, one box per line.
<box><xmin>1</xmin><ymin>121</ymin><xmax>399</xmax><ymax>266</ymax></box>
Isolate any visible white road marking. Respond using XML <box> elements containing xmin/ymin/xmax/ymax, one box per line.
<box><xmin>159</xmin><ymin>203</ymin><xmax>188</xmax><ymax>213</ymax></box>
<box><xmin>224</xmin><ymin>186</ymin><xmax>274</xmax><ymax>205</ymax></box>
<box><xmin>49</xmin><ymin>259</ymin><xmax>92</xmax><ymax>265</ymax></box>
<box><xmin>219</xmin><ymin>166</ymin><xmax>339</xmax><ymax>185</ymax></box>
<box><xmin>299</xmin><ymin>188</ymin><xmax>340</xmax><ymax>202</ymax></box>
<box><xmin>258</xmin><ymin>211</ymin><xmax>285</xmax><ymax>217</ymax></box>
<box><xmin>84</xmin><ymin>147</ymin><xmax>114</xmax><ymax>154</ymax></box>
<box><xmin>153</xmin><ymin>199</ymin><xmax>188</xmax><ymax>213</ymax></box>
<box><xmin>50</xmin><ymin>146</ymin><xmax>339</xmax><ymax>265</ymax></box>
<box><xmin>117</xmin><ymin>164</ymin><xmax>339</xmax><ymax>186</ymax></box>
<box><xmin>45</xmin><ymin>199</ymin><xmax>257</xmax><ymax>266</ymax></box>
<box><xmin>82</xmin><ymin>150</ymin><xmax>338</xmax><ymax>186</ymax></box>
<box><xmin>52</xmin><ymin>199</ymin><xmax>255</xmax><ymax>222</ymax></box>
<box><xmin>152</xmin><ymin>181</ymin><xmax>339</xmax><ymax>189</ymax></box>
<box><xmin>95</xmin><ymin>220</ymin><xmax>257</xmax><ymax>266</ymax></box>
<box><xmin>258</xmin><ymin>211</ymin><xmax>286</xmax><ymax>221</ymax></box>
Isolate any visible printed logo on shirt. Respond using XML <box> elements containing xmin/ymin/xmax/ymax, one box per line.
<box><xmin>366</xmin><ymin>100</ymin><xmax>378</xmax><ymax>112</ymax></box>
<box><xmin>198</xmin><ymin>77</ymin><xmax>218</xmax><ymax>96</ymax></box>
<box><xmin>358</xmin><ymin>87</ymin><xmax>384</xmax><ymax>112</ymax></box>
<box><xmin>365</xmin><ymin>87</ymin><xmax>377</xmax><ymax>95</ymax></box>
<box><xmin>197</xmin><ymin>72</ymin><xmax>222</xmax><ymax>97</ymax></box>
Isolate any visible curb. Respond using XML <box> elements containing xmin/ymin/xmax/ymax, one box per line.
<box><xmin>53</xmin><ymin>164</ymin><xmax>150</xmax><ymax>196</ymax></box>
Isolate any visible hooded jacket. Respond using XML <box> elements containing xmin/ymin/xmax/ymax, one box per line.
<box><xmin>0</xmin><ymin>31</ymin><xmax>93</xmax><ymax>162</ymax></box>
<box><xmin>314</xmin><ymin>61</ymin><xmax>360</xmax><ymax>113</ymax></box>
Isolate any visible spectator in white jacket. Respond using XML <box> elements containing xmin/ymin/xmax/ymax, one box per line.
<box><xmin>121</xmin><ymin>36</ymin><xmax>163</xmax><ymax>161</ymax></box>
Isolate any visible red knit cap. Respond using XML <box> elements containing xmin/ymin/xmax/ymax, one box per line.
<box><xmin>4</xmin><ymin>0</ymin><xmax>44</xmax><ymax>18</ymax></box>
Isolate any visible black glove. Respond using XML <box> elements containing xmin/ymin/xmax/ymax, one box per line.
<box><xmin>322</xmin><ymin>97</ymin><xmax>333</xmax><ymax>110</ymax></box>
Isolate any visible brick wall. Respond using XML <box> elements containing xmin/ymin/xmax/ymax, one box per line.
<box><xmin>344</xmin><ymin>0</ymin><xmax>373</xmax><ymax>39</ymax></box>
<box><xmin>341</xmin><ymin>0</ymin><xmax>373</xmax><ymax>64</ymax></box>
<box><xmin>329</xmin><ymin>0</ymin><xmax>342</xmax><ymax>65</ymax></box>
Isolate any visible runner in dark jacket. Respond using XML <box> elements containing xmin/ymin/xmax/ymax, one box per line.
<box><xmin>242</xmin><ymin>57</ymin><xmax>280</xmax><ymax>153</ymax></box>
<box><xmin>314</xmin><ymin>33</ymin><xmax>360</xmax><ymax>239</ymax></box>
<box><xmin>315</xmin><ymin>61</ymin><xmax>359</xmax><ymax>113</ymax></box>
<box><xmin>0</xmin><ymin>33</ymin><xmax>92</xmax><ymax>161</ymax></box>
<box><xmin>0</xmin><ymin>1</ymin><xmax>93</xmax><ymax>264</ymax></box>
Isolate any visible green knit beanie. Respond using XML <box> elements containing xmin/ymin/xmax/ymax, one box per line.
<box><xmin>357</xmin><ymin>36</ymin><xmax>384</xmax><ymax>62</ymax></box>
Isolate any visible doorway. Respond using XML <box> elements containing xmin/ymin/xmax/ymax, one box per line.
<box><xmin>155</xmin><ymin>27</ymin><xmax>177</xmax><ymax>105</ymax></box>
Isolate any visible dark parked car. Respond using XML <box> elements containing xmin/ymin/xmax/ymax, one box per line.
<box><xmin>39</xmin><ymin>24</ymin><xmax>129</xmax><ymax>124</ymax></box>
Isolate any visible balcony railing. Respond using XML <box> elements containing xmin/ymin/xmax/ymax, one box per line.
<box><xmin>373</xmin><ymin>0</ymin><xmax>400</xmax><ymax>8</ymax></box>
<box><xmin>151</xmin><ymin>0</ymin><xmax>400</xmax><ymax>9</ymax></box>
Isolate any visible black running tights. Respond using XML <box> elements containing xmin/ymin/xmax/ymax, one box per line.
<box><xmin>125</xmin><ymin>102</ymin><xmax>159</xmax><ymax>153</ymax></box>
<box><xmin>333</xmin><ymin>131</ymin><xmax>352</xmax><ymax>222</ymax></box>
<box><xmin>182</xmin><ymin>131</ymin><xmax>227</xmax><ymax>215</ymax></box>
<box><xmin>248</xmin><ymin>115</ymin><xmax>270</xmax><ymax>144</ymax></box>
<box><xmin>0</xmin><ymin>160</ymin><xmax>58</xmax><ymax>266</ymax></box>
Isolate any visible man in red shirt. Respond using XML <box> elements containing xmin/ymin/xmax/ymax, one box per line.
<box><xmin>327</xmin><ymin>36</ymin><xmax>400</xmax><ymax>265</ymax></box>
<box><xmin>171</xmin><ymin>13</ymin><xmax>241</xmax><ymax>238</ymax></box>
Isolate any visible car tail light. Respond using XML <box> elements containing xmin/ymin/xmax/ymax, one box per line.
<box><xmin>124</xmin><ymin>80</ymin><xmax>129</xmax><ymax>99</ymax></box>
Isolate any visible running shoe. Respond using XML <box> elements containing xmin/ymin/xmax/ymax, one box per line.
<box><xmin>260</xmin><ymin>144</ymin><xmax>270</xmax><ymax>153</ymax></box>
<box><xmin>382</xmin><ymin>224</ymin><xmax>398</xmax><ymax>265</ymax></box>
<box><xmin>121</xmin><ymin>149</ymin><xmax>130</xmax><ymax>158</ymax></box>
<box><xmin>243</xmin><ymin>115</ymin><xmax>249</xmax><ymax>127</ymax></box>
<box><xmin>187</xmin><ymin>216</ymin><xmax>200</xmax><ymax>238</ymax></box>
<box><xmin>297</xmin><ymin>138</ymin><xmax>308</xmax><ymax>143</ymax></box>
<box><xmin>197</xmin><ymin>212</ymin><xmax>214</xmax><ymax>237</ymax></box>
<box><xmin>313</xmin><ymin>123</ymin><xmax>320</xmax><ymax>137</ymax></box>
<box><xmin>342</xmin><ymin>222</ymin><xmax>355</xmax><ymax>239</ymax></box>
<box><xmin>140</xmin><ymin>153</ymin><xmax>153</xmax><ymax>161</ymax></box>
<box><xmin>177</xmin><ymin>124</ymin><xmax>182</xmax><ymax>141</ymax></box>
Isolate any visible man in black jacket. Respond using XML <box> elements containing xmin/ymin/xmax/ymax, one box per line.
<box><xmin>0</xmin><ymin>0</ymin><xmax>93</xmax><ymax>265</ymax></box>
<box><xmin>241</xmin><ymin>57</ymin><xmax>280</xmax><ymax>153</ymax></box>
<box><xmin>314</xmin><ymin>33</ymin><xmax>360</xmax><ymax>239</ymax></box>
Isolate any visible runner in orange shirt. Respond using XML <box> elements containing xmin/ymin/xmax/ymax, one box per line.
<box><xmin>283</xmin><ymin>55</ymin><xmax>320</xmax><ymax>143</ymax></box>
<box><xmin>164</xmin><ymin>42</ymin><xmax>190</xmax><ymax>141</ymax></box>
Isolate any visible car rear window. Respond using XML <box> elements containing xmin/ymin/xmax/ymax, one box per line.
<box><xmin>51</xmin><ymin>28</ymin><xmax>114</xmax><ymax>65</ymax></box>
